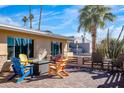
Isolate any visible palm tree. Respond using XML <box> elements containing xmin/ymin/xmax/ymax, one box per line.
<box><xmin>22</xmin><ymin>16</ymin><xmax>28</xmax><ymax>27</ymax></box>
<box><xmin>29</xmin><ymin>6</ymin><xmax>34</xmax><ymax>29</ymax></box>
<box><xmin>78</xmin><ymin>5</ymin><xmax>116</xmax><ymax>53</ymax></box>
<box><xmin>38</xmin><ymin>5</ymin><xmax>42</xmax><ymax>31</ymax></box>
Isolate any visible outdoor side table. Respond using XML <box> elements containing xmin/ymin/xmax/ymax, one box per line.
<box><xmin>31</xmin><ymin>60</ymin><xmax>51</xmax><ymax>76</ymax></box>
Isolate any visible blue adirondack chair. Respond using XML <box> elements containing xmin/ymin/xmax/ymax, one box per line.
<box><xmin>8</xmin><ymin>57</ymin><xmax>34</xmax><ymax>83</ymax></box>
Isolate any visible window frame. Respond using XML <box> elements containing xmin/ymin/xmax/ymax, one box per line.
<box><xmin>7</xmin><ymin>37</ymin><xmax>34</xmax><ymax>60</ymax></box>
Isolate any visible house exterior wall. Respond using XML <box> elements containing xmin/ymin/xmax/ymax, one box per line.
<box><xmin>0</xmin><ymin>29</ymin><xmax>68</xmax><ymax>72</ymax></box>
<box><xmin>0</xmin><ymin>34</ymin><xmax>8</xmax><ymax>71</ymax></box>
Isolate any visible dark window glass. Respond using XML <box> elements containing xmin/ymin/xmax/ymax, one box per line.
<box><xmin>7</xmin><ymin>37</ymin><xmax>34</xmax><ymax>59</ymax></box>
<box><xmin>7</xmin><ymin>37</ymin><xmax>15</xmax><ymax>60</ymax></box>
<box><xmin>60</xmin><ymin>42</ymin><xmax>62</xmax><ymax>54</ymax></box>
<box><xmin>15</xmin><ymin>38</ymin><xmax>21</xmax><ymax>58</ymax></box>
<box><xmin>21</xmin><ymin>38</ymin><xmax>28</xmax><ymax>55</ymax></box>
<box><xmin>51</xmin><ymin>42</ymin><xmax>62</xmax><ymax>56</ymax></box>
<box><xmin>51</xmin><ymin>42</ymin><xmax>53</xmax><ymax>55</ymax></box>
<box><xmin>29</xmin><ymin>39</ymin><xmax>34</xmax><ymax>58</ymax></box>
<box><xmin>56</xmin><ymin>43</ymin><xmax>59</xmax><ymax>55</ymax></box>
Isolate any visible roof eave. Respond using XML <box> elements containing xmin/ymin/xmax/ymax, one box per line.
<box><xmin>0</xmin><ymin>24</ymin><xmax>71</xmax><ymax>41</ymax></box>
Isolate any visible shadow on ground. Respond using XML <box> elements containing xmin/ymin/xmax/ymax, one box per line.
<box><xmin>94</xmin><ymin>71</ymin><xmax>124</xmax><ymax>88</ymax></box>
<box><xmin>1</xmin><ymin>66</ymin><xmax>124</xmax><ymax>88</ymax></box>
<box><xmin>66</xmin><ymin>66</ymin><xmax>124</xmax><ymax>88</ymax></box>
<box><xmin>0</xmin><ymin>71</ymin><xmax>16</xmax><ymax>83</ymax></box>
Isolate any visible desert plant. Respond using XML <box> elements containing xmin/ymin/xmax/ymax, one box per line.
<box><xmin>97</xmin><ymin>40</ymin><xmax>107</xmax><ymax>58</ymax></box>
<box><xmin>97</xmin><ymin>26</ymin><xmax>124</xmax><ymax>59</ymax></box>
<box><xmin>107</xmin><ymin>26</ymin><xmax>124</xmax><ymax>59</ymax></box>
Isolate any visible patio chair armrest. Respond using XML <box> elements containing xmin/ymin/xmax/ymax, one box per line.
<box><xmin>49</xmin><ymin>63</ymin><xmax>57</xmax><ymax>68</ymax></box>
<box><xmin>49</xmin><ymin>63</ymin><xmax>56</xmax><ymax>66</ymax></box>
<box><xmin>24</xmin><ymin>64</ymin><xmax>34</xmax><ymax>69</ymax></box>
<box><xmin>20</xmin><ymin>65</ymin><xmax>24</xmax><ymax>68</ymax></box>
<box><xmin>28</xmin><ymin>60</ymin><xmax>33</xmax><ymax>63</ymax></box>
<box><xmin>20</xmin><ymin>60</ymin><xmax>27</xmax><ymax>63</ymax></box>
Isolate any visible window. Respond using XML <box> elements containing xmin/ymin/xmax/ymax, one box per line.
<box><xmin>7</xmin><ymin>37</ymin><xmax>15</xmax><ymax>59</ymax></box>
<box><xmin>7</xmin><ymin>37</ymin><xmax>34</xmax><ymax>59</ymax></box>
<box><xmin>15</xmin><ymin>38</ymin><xmax>21</xmax><ymax>58</ymax></box>
<box><xmin>51</xmin><ymin>42</ymin><xmax>62</xmax><ymax>56</ymax></box>
<box><xmin>29</xmin><ymin>39</ymin><xmax>34</xmax><ymax>58</ymax></box>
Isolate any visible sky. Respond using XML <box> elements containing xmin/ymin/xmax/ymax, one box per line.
<box><xmin>0</xmin><ymin>5</ymin><xmax>124</xmax><ymax>42</ymax></box>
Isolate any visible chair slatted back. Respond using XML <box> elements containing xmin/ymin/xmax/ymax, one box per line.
<box><xmin>19</xmin><ymin>54</ymin><xmax>28</xmax><ymax>62</ymax></box>
<box><xmin>11</xmin><ymin>57</ymin><xmax>24</xmax><ymax>75</ymax></box>
<box><xmin>56</xmin><ymin>58</ymin><xmax>68</xmax><ymax>71</ymax></box>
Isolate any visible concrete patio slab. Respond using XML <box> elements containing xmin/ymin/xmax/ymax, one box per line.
<box><xmin>0</xmin><ymin>67</ymin><xmax>124</xmax><ymax>88</ymax></box>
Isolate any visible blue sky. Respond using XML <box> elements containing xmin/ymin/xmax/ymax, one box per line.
<box><xmin>0</xmin><ymin>5</ymin><xmax>124</xmax><ymax>42</ymax></box>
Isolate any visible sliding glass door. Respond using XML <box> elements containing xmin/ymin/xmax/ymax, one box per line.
<box><xmin>51</xmin><ymin>42</ymin><xmax>62</xmax><ymax>56</ymax></box>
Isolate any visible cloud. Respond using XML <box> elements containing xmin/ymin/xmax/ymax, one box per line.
<box><xmin>0</xmin><ymin>15</ymin><xmax>20</xmax><ymax>26</ymax></box>
<box><xmin>0</xmin><ymin>5</ymin><xmax>8</xmax><ymax>9</ymax></box>
<box><xmin>42</xmin><ymin>11</ymin><xmax>55</xmax><ymax>16</ymax></box>
<box><xmin>1</xmin><ymin>5</ymin><xmax>123</xmax><ymax>43</ymax></box>
<box><xmin>110</xmin><ymin>26</ymin><xmax>124</xmax><ymax>39</ymax></box>
<box><xmin>41</xmin><ymin>6</ymin><xmax>83</xmax><ymax>31</ymax></box>
<box><xmin>116</xmin><ymin>15</ymin><xmax>124</xmax><ymax>22</ymax></box>
<box><xmin>63</xmin><ymin>31</ymin><xmax>92</xmax><ymax>42</ymax></box>
<box><xmin>118</xmin><ymin>8</ymin><xmax>124</xmax><ymax>11</ymax></box>
<box><xmin>17</xmin><ymin>5</ymin><xmax>83</xmax><ymax>32</ymax></box>
<box><xmin>96</xmin><ymin>25</ymin><xmax>124</xmax><ymax>43</ymax></box>
<box><xmin>40</xmin><ymin>25</ymin><xmax>55</xmax><ymax>30</ymax></box>
<box><xmin>3</xmin><ymin>5</ymin><xmax>83</xmax><ymax>31</ymax></box>
<box><xmin>111</xmin><ymin>6</ymin><xmax>124</xmax><ymax>14</ymax></box>
<box><xmin>50</xmin><ymin>11</ymin><xmax>61</xmax><ymax>16</ymax></box>
<box><xmin>14</xmin><ymin>9</ymin><xmax>62</xmax><ymax>28</ymax></box>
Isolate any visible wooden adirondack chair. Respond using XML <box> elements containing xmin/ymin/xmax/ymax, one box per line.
<box><xmin>19</xmin><ymin>54</ymin><xmax>33</xmax><ymax>66</ymax></box>
<box><xmin>8</xmin><ymin>57</ymin><xmax>34</xmax><ymax>83</ymax></box>
<box><xmin>48</xmin><ymin>57</ymin><xmax>69</xmax><ymax>78</ymax></box>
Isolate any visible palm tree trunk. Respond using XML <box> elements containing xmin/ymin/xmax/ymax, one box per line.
<box><xmin>30</xmin><ymin>20</ymin><xmax>32</xmax><ymax>29</ymax></box>
<box><xmin>24</xmin><ymin>22</ymin><xmax>26</xmax><ymax>27</ymax></box>
<box><xmin>38</xmin><ymin>5</ymin><xmax>42</xmax><ymax>31</ymax></box>
<box><xmin>91</xmin><ymin>26</ymin><xmax>97</xmax><ymax>53</ymax></box>
<box><xmin>29</xmin><ymin>6</ymin><xmax>32</xmax><ymax>29</ymax></box>
<box><xmin>83</xmin><ymin>31</ymin><xmax>86</xmax><ymax>43</ymax></box>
